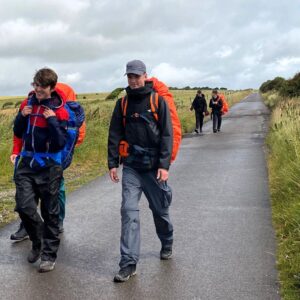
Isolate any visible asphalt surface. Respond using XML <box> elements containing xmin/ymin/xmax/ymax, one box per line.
<box><xmin>0</xmin><ymin>93</ymin><xmax>280</xmax><ymax>300</ymax></box>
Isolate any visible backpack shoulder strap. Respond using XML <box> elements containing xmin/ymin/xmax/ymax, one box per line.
<box><xmin>150</xmin><ymin>92</ymin><xmax>159</xmax><ymax>122</ymax></box>
<box><xmin>121</xmin><ymin>96</ymin><xmax>128</xmax><ymax>127</ymax></box>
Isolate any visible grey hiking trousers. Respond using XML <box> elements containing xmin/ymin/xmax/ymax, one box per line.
<box><xmin>120</xmin><ymin>166</ymin><xmax>173</xmax><ymax>268</ymax></box>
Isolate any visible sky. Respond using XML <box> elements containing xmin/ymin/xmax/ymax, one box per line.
<box><xmin>0</xmin><ymin>0</ymin><xmax>300</xmax><ymax>95</ymax></box>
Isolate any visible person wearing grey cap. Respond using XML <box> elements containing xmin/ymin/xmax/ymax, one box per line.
<box><xmin>108</xmin><ymin>60</ymin><xmax>174</xmax><ymax>282</ymax></box>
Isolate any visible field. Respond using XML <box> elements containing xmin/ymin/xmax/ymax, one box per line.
<box><xmin>263</xmin><ymin>92</ymin><xmax>300</xmax><ymax>300</ymax></box>
<box><xmin>0</xmin><ymin>89</ymin><xmax>252</xmax><ymax>226</ymax></box>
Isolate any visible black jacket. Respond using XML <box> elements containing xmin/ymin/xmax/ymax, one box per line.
<box><xmin>209</xmin><ymin>96</ymin><xmax>223</xmax><ymax>114</ymax></box>
<box><xmin>108</xmin><ymin>84</ymin><xmax>173</xmax><ymax>170</ymax></box>
<box><xmin>191</xmin><ymin>94</ymin><xmax>207</xmax><ymax>112</ymax></box>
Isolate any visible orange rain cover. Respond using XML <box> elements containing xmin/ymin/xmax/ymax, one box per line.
<box><xmin>147</xmin><ymin>77</ymin><xmax>182</xmax><ymax>163</ymax></box>
<box><xmin>219</xmin><ymin>93</ymin><xmax>229</xmax><ymax>114</ymax></box>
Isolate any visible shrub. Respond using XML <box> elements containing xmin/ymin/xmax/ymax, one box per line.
<box><xmin>2</xmin><ymin>102</ymin><xmax>14</xmax><ymax>109</ymax></box>
<box><xmin>280</xmin><ymin>72</ymin><xmax>300</xmax><ymax>98</ymax></box>
<box><xmin>106</xmin><ymin>88</ymin><xmax>124</xmax><ymax>100</ymax></box>
<box><xmin>15</xmin><ymin>101</ymin><xmax>22</xmax><ymax>108</ymax></box>
<box><xmin>260</xmin><ymin>77</ymin><xmax>285</xmax><ymax>93</ymax></box>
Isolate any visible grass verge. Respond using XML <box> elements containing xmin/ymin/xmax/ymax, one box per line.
<box><xmin>263</xmin><ymin>92</ymin><xmax>300</xmax><ymax>300</ymax></box>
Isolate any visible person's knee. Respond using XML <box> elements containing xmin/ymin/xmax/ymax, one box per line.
<box><xmin>121</xmin><ymin>207</ymin><xmax>139</xmax><ymax>218</ymax></box>
<box><xmin>16</xmin><ymin>204</ymin><xmax>36</xmax><ymax>217</ymax></box>
<box><xmin>121</xmin><ymin>208</ymin><xmax>139</xmax><ymax>224</ymax></box>
<box><xmin>153</xmin><ymin>214</ymin><xmax>173</xmax><ymax>234</ymax></box>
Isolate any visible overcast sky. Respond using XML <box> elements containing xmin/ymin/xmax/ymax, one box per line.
<box><xmin>0</xmin><ymin>0</ymin><xmax>299</xmax><ymax>95</ymax></box>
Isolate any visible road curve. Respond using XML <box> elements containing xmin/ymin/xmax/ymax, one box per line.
<box><xmin>0</xmin><ymin>93</ymin><xmax>280</xmax><ymax>300</ymax></box>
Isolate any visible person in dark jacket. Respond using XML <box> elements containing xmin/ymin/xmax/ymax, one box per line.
<box><xmin>209</xmin><ymin>89</ymin><xmax>223</xmax><ymax>133</ymax></box>
<box><xmin>190</xmin><ymin>90</ymin><xmax>207</xmax><ymax>133</ymax></box>
<box><xmin>13</xmin><ymin>68</ymin><xmax>69</xmax><ymax>273</ymax></box>
<box><xmin>108</xmin><ymin>60</ymin><xmax>174</xmax><ymax>282</ymax></box>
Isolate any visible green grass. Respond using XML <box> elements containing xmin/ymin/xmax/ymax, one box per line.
<box><xmin>0</xmin><ymin>89</ymin><xmax>252</xmax><ymax>227</ymax></box>
<box><xmin>263</xmin><ymin>92</ymin><xmax>300</xmax><ymax>300</ymax></box>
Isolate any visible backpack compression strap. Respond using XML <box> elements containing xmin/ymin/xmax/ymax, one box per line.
<box><xmin>121</xmin><ymin>96</ymin><xmax>128</xmax><ymax>127</ymax></box>
<box><xmin>149</xmin><ymin>92</ymin><xmax>159</xmax><ymax>121</ymax></box>
<box><xmin>121</xmin><ymin>92</ymin><xmax>159</xmax><ymax>127</ymax></box>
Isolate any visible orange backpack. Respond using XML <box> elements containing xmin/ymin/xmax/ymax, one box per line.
<box><xmin>120</xmin><ymin>77</ymin><xmax>182</xmax><ymax>163</ymax></box>
<box><xmin>219</xmin><ymin>93</ymin><xmax>229</xmax><ymax>115</ymax></box>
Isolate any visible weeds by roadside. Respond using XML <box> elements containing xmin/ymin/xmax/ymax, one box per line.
<box><xmin>263</xmin><ymin>92</ymin><xmax>300</xmax><ymax>300</ymax></box>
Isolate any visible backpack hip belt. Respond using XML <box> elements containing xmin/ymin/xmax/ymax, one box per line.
<box><xmin>119</xmin><ymin>142</ymin><xmax>158</xmax><ymax>158</ymax></box>
<box><xmin>20</xmin><ymin>150</ymin><xmax>62</xmax><ymax>167</ymax></box>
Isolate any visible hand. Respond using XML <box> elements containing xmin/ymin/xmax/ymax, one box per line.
<box><xmin>109</xmin><ymin>168</ymin><xmax>119</xmax><ymax>183</ymax></box>
<box><xmin>43</xmin><ymin>108</ymin><xmax>56</xmax><ymax>119</ymax></box>
<box><xmin>10</xmin><ymin>154</ymin><xmax>18</xmax><ymax>165</ymax></box>
<box><xmin>157</xmin><ymin>168</ymin><xmax>169</xmax><ymax>182</ymax></box>
<box><xmin>21</xmin><ymin>106</ymin><xmax>32</xmax><ymax>117</ymax></box>
<box><xmin>190</xmin><ymin>107</ymin><xmax>193</xmax><ymax>111</ymax></box>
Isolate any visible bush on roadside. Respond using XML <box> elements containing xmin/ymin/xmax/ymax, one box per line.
<box><xmin>105</xmin><ymin>87</ymin><xmax>124</xmax><ymax>100</ymax></box>
<box><xmin>15</xmin><ymin>101</ymin><xmax>22</xmax><ymax>108</ymax></box>
<box><xmin>260</xmin><ymin>77</ymin><xmax>285</xmax><ymax>93</ymax></box>
<box><xmin>2</xmin><ymin>102</ymin><xmax>14</xmax><ymax>109</ymax></box>
<box><xmin>280</xmin><ymin>73</ymin><xmax>300</xmax><ymax>98</ymax></box>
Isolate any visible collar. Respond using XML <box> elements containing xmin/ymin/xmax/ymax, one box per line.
<box><xmin>125</xmin><ymin>85</ymin><xmax>153</xmax><ymax>97</ymax></box>
<box><xmin>28</xmin><ymin>91</ymin><xmax>63</xmax><ymax>109</ymax></box>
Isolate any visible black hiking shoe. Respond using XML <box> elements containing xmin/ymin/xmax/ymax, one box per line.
<box><xmin>39</xmin><ymin>260</ymin><xmax>56</xmax><ymax>273</ymax></box>
<box><xmin>27</xmin><ymin>248</ymin><xmax>41</xmax><ymax>263</ymax></box>
<box><xmin>194</xmin><ymin>129</ymin><xmax>199</xmax><ymax>134</ymax></box>
<box><xmin>217</xmin><ymin>128</ymin><xmax>221</xmax><ymax>132</ymax></box>
<box><xmin>10</xmin><ymin>223</ymin><xmax>29</xmax><ymax>242</ymax></box>
<box><xmin>58</xmin><ymin>221</ymin><xmax>64</xmax><ymax>234</ymax></box>
<box><xmin>114</xmin><ymin>265</ymin><xmax>137</xmax><ymax>282</ymax></box>
<box><xmin>213</xmin><ymin>129</ymin><xmax>217</xmax><ymax>133</ymax></box>
<box><xmin>160</xmin><ymin>246</ymin><xmax>172</xmax><ymax>260</ymax></box>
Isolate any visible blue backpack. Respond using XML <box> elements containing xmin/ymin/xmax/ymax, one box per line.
<box><xmin>61</xmin><ymin>101</ymin><xmax>85</xmax><ymax>169</ymax></box>
<box><xmin>22</xmin><ymin>99</ymin><xmax>85</xmax><ymax>170</ymax></box>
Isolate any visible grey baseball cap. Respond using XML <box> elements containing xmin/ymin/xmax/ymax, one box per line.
<box><xmin>125</xmin><ymin>60</ymin><xmax>146</xmax><ymax>75</ymax></box>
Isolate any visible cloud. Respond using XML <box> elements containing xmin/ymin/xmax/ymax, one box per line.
<box><xmin>0</xmin><ymin>0</ymin><xmax>300</xmax><ymax>94</ymax></box>
<box><xmin>215</xmin><ymin>46</ymin><xmax>237</xmax><ymax>58</ymax></box>
<box><xmin>151</xmin><ymin>63</ymin><xmax>221</xmax><ymax>88</ymax></box>
<box><xmin>60</xmin><ymin>72</ymin><xmax>82</xmax><ymax>84</ymax></box>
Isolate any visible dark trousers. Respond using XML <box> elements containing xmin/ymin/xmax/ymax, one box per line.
<box><xmin>15</xmin><ymin>162</ymin><xmax>62</xmax><ymax>261</ymax></box>
<box><xmin>58</xmin><ymin>177</ymin><xmax>66</xmax><ymax>222</ymax></box>
<box><xmin>212</xmin><ymin>112</ymin><xmax>222</xmax><ymax>131</ymax></box>
<box><xmin>195</xmin><ymin>111</ymin><xmax>204</xmax><ymax>132</ymax></box>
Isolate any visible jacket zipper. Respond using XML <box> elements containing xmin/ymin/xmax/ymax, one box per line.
<box><xmin>30</xmin><ymin>105</ymin><xmax>41</xmax><ymax>168</ymax></box>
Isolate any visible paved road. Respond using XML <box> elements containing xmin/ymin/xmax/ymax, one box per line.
<box><xmin>0</xmin><ymin>93</ymin><xmax>280</xmax><ymax>300</ymax></box>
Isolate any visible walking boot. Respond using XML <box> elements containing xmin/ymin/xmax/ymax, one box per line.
<box><xmin>160</xmin><ymin>246</ymin><xmax>173</xmax><ymax>260</ymax></box>
<box><xmin>27</xmin><ymin>247</ymin><xmax>41</xmax><ymax>263</ymax></box>
<box><xmin>39</xmin><ymin>260</ymin><xmax>56</xmax><ymax>273</ymax></box>
<box><xmin>114</xmin><ymin>265</ymin><xmax>137</xmax><ymax>282</ymax></box>
<box><xmin>10</xmin><ymin>223</ymin><xmax>29</xmax><ymax>242</ymax></box>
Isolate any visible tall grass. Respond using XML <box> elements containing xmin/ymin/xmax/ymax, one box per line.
<box><xmin>0</xmin><ymin>89</ymin><xmax>252</xmax><ymax>226</ymax></box>
<box><xmin>263</xmin><ymin>93</ymin><xmax>300</xmax><ymax>300</ymax></box>
<box><xmin>0</xmin><ymin>111</ymin><xmax>16</xmax><ymax>190</ymax></box>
